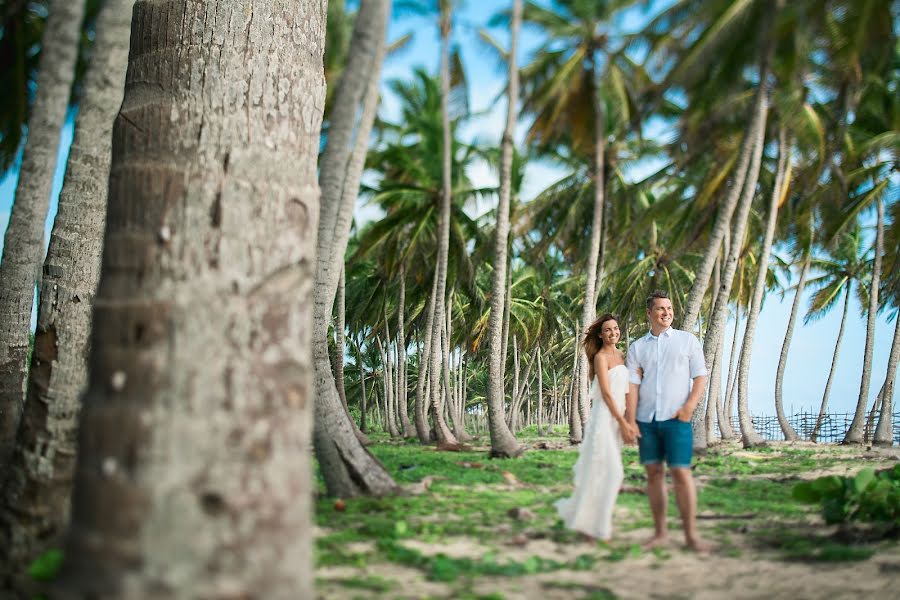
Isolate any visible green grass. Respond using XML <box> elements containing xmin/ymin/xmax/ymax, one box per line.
<box><xmin>315</xmin><ymin>438</ymin><xmax>894</xmax><ymax>593</ymax></box>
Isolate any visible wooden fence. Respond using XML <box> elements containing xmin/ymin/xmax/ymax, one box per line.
<box><xmin>724</xmin><ymin>411</ymin><xmax>900</xmax><ymax>444</ymax></box>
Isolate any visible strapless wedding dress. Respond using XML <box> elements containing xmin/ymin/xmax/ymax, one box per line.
<box><xmin>554</xmin><ymin>365</ymin><xmax>627</xmax><ymax>540</ymax></box>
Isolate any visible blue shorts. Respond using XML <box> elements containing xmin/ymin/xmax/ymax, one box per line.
<box><xmin>637</xmin><ymin>418</ymin><xmax>693</xmax><ymax>469</ymax></box>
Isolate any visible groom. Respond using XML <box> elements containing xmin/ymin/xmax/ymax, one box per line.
<box><xmin>624</xmin><ymin>290</ymin><xmax>709</xmax><ymax>551</ymax></box>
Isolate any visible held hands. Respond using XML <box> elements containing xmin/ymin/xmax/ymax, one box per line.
<box><xmin>619</xmin><ymin>419</ymin><xmax>640</xmax><ymax>445</ymax></box>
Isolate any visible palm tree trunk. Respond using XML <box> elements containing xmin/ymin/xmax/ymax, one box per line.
<box><xmin>845</xmin><ymin>196</ymin><xmax>884</xmax><ymax>443</ymax></box>
<box><xmin>681</xmin><ymin>1</ymin><xmax>780</xmax><ymax>333</ymax></box>
<box><xmin>578</xmin><ymin>53</ymin><xmax>606</xmax><ymax>435</ymax></box>
<box><xmin>537</xmin><ymin>346</ymin><xmax>543</xmax><ymax>435</ymax></box>
<box><xmin>414</xmin><ymin>275</ymin><xmax>438</xmax><ymax>443</ymax></box>
<box><xmin>703</xmin><ymin>254</ymin><xmax>722</xmax><ymax>441</ymax></box>
<box><xmin>396</xmin><ymin>267</ymin><xmax>415</xmax><ymax>437</ymax></box>
<box><xmin>428</xmin><ymin>3</ymin><xmax>460</xmax><ymax>449</ymax></box>
<box><xmin>444</xmin><ymin>300</ymin><xmax>470</xmax><ymax>441</ymax></box>
<box><xmin>865</xmin><ymin>383</ymin><xmax>884</xmax><ymax>443</ymax></box>
<box><xmin>873</xmin><ymin>312</ymin><xmax>900</xmax><ymax>445</ymax></box>
<box><xmin>380</xmin><ymin>324</ymin><xmax>399</xmax><ymax>437</ymax></box>
<box><xmin>357</xmin><ymin>340</ymin><xmax>368</xmax><ymax>434</ymax></box>
<box><xmin>568</xmin><ymin>333</ymin><xmax>583</xmax><ymax>442</ymax></box>
<box><xmin>335</xmin><ymin>269</ymin><xmax>348</xmax><ymax>411</ymax></box>
<box><xmin>312</xmin><ymin>0</ymin><xmax>397</xmax><ymax>496</ymax></box>
<box><xmin>0</xmin><ymin>0</ymin><xmax>86</xmax><ymax>476</ymax></box>
<box><xmin>0</xmin><ymin>0</ymin><xmax>131</xmax><ymax>587</ymax></box>
<box><xmin>736</xmin><ymin>128</ymin><xmax>789</xmax><ymax>447</ymax></box>
<box><xmin>699</xmin><ymin>75</ymin><xmax>770</xmax><ymax>448</ymax></box>
<box><xmin>775</xmin><ymin>248</ymin><xmax>809</xmax><ymax>441</ymax></box>
<box><xmin>812</xmin><ymin>285</ymin><xmax>852</xmax><ymax>441</ymax></box>
<box><xmin>55</xmin><ymin>2</ymin><xmax>325</xmax><ymax>594</ymax></box>
<box><xmin>332</xmin><ymin>269</ymin><xmax>368</xmax><ymax>445</ymax></box>
<box><xmin>509</xmin><ymin>335</ymin><xmax>520</xmax><ymax>428</ymax></box>
<box><xmin>430</xmin><ymin>300</ymin><xmax>457</xmax><ymax>446</ymax></box>
<box><xmin>720</xmin><ymin>306</ymin><xmax>741</xmax><ymax>439</ymax></box>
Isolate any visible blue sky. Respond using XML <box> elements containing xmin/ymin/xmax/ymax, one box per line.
<box><xmin>0</xmin><ymin>0</ymin><xmax>896</xmax><ymax>419</ymax></box>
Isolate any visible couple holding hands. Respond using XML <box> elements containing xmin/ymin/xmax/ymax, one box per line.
<box><xmin>556</xmin><ymin>290</ymin><xmax>711</xmax><ymax>552</ymax></box>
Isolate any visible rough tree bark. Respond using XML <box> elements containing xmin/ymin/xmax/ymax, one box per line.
<box><xmin>0</xmin><ymin>0</ymin><xmax>86</xmax><ymax>476</ymax></box>
<box><xmin>312</xmin><ymin>0</ymin><xmax>398</xmax><ymax>496</ymax></box>
<box><xmin>55</xmin><ymin>1</ymin><xmax>326</xmax><ymax>596</ymax></box>
<box><xmin>0</xmin><ymin>0</ymin><xmax>132</xmax><ymax>590</ymax></box>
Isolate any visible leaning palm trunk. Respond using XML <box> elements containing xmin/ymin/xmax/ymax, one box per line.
<box><xmin>0</xmin><ymin>0</ymin><xmax>131</xmax><ymax>587</ymax></box>
<box><xmin>700</xmin><ymin>78</ymin><xmax>769</xmax><ymax>449</ymax></box>
<box><xmin>681</xmin><ymin>1</ymin><xmax>781</xmax><ymax>334</ymax></box>
<box><xmin>578</xmin><ymin>54</ymin><xmax>606</xmax><ymax>433</ymax></box>
<box><xmin>483</xmin><ymin>0</ymin><xmax>521</xmax><ymax>455</ymax></box>
<box><xmin>55</xmin><ymin>2</ymin><xmax>326</xmax><ymax>594</ymax></box>
<box><xmin>312</xmin><ymin>0</ymin><xmax>398</xmax><ymax>496</ymax></box>
<box><xmin>865</xmin><ymin>383</ymin><xmax>885</xmax><ymax>442</ymax></box>
<box><xmin>845</xmin><ymin>196</ymin><xmax>885</xmax><ymax>444</ymax></box>
<box><xmin>873</xmin><ymin>312</ymin><xmax>900</xmax><ymax>445</ymax></box>
<box><xmin>736</xmin><ymin>129</ymin><xmax>789</xmax><ymax>448</ymax></box>
<box><xmin>0</xmin><ymin>0</ymin><xmax>86</xmax><ymax>475</ymax></box>
<box><xmin>774</xmin><ymin>249</ymin><xmax>809</xmax><ymax>441</ymax></box>
<box><xmin>812</xmin><ymin>285</ymin><xmax>852</xmax><ymax>441</ymax></box>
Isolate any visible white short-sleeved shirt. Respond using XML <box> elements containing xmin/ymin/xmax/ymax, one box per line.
<box><xmin>625</xmin><ymin>327</ymin><xmax>708</xmax><ymax>423</ymax></box>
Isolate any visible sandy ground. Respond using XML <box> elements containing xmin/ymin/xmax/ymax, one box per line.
<box><xmin>316</xmin><ymin>443</ymin><xmax>900</xmax><ymax>599</ymax></box>
<box><xmin>317</xmin><ymin>527</ymin><xmax>900</xmax><ymax>599</ymax></box>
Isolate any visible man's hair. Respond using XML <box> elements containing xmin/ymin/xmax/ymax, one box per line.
<box><xmin>646</xmin><ymin>290</ymin><xmax>670</xmax><ymax>310</ymax></box>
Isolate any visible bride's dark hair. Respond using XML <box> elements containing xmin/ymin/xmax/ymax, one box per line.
<box><xmin>583</xmin><ymin>313</ymin><xmax>618</xmax><ymax>378</ymax></box>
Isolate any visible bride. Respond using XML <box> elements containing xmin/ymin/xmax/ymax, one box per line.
<box><xmin>555</xmin><ymin>313</ymin><xmax>638</xmax><ymax>541</ymax></box>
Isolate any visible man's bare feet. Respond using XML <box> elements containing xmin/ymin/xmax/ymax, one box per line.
<box><xmin>685</xmin><ymin>537</ymin><xmax>712</xmax><ymax>553</ymax></box>
<box><xmin>577</xmin><ymin>532</ymin><xmax>596</xmax><ymax>544</ymax></box>
<box><xmin>642</xmin><ymin>534</ymin><xmax>668</xmax><ymax>550</ymax></box>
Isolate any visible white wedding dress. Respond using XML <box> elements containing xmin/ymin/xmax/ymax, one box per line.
<box><xmin>555</xmin><ymin>365</ymin><xmax>627</xmax><ymax>540</ymax></box>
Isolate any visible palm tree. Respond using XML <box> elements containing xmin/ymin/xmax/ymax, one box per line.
<box><xmin>655</xmin><ymin>0</ymin><xmax>784</xmax><ymax>335</ymax></box>
<box><xmin>0</xmin><ymin>1</ymin><xmax>49</xmax><ymax>173</ymax></box>
<box><xmin>843</xmin><ymin>196</ymin><xmax>884</xmax><ymax>444</ymax></box>
<box><xmin>0</xmin><ymin>0</ymin><xmax>132</xmax><ymax>586</ymax></box>
<box><xmin>355</xmin><ymin>65</ymin><xmax>485</xmax><ymax>445</ymax></box>
<box><xmin>734</xmin><ymin>127</ymin><xmax>790</xmax><ymax>447</ymax></box>
<box><xmin>312</xmin><ymin>0</ymin><xmax>398</xmax><ymax>498</ymax></box>
<box><xmin>56</xmin><ymin>1</ymin><xmax>326</xmax><ymax>594</ymax></box>
<box><xmin>806</xmin><ymin>225</ymin><xmax>871</xmax><ymax>441</ymax></box>
<box><xmin>0</xmin><ymin>0</ymin><xmax>86</xmax><ymax>475</ymax></box>
<box><xmin>484</xmin><ymin>0</ymin><xmax>524</xmax><ymax>458</ymax></box>
<box><xmin>774</xmin><ymin>211</ymin><xmax>812</xmax><ymax>441</ymax></box>
<box><xmin>519</xmin><ymin>0</ymin><xmax>647</xmax><ymax>436</ymax></box>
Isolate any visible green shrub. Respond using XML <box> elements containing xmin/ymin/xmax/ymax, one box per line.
<box><xmin>792</xmin><ymin>465</ymin><xmax>900</xmax><ymax>526</ymax></box>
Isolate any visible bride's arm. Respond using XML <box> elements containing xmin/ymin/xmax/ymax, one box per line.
<box><xmin>593</xmin><ymin>353</ymin><xmax>628</xmax><ymax>427</ymax></box>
